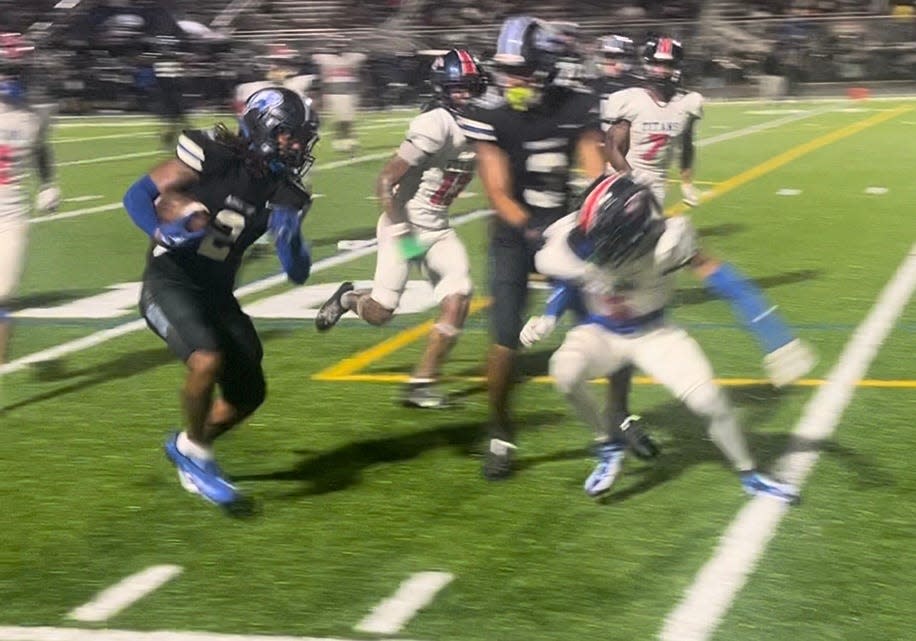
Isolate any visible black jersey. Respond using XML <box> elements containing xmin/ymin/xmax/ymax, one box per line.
<box><xmin>457</xmin><ymin>86</ymin><xmax>600</xmax><ymax>232</ymax></box>
<box><xmin>151</xmin><ymin>128</ymin><xmax>310</xmax><ymax>292</ymax></box>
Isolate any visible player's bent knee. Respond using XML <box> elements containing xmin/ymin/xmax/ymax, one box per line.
<box><xmin>434</xmin><ymin>275</ymin><xmax>473</xmax><ymax>305</ymax></box>
<box><xmin>550</xmin><ymin>349</ymin><xmax>588</xmax><ymax>395</ymax></box>
<box><xmin>186</xmin><ymin>350</ymin><xmax>223</xmax><ymax>379</ymax></box>
<box><xmin>235</xmin><ymin>377</ymin><xmax>267</xmax><ymax>417</ymax></box>
<box><xmin>357</xmin><ymin>296</ymin><xmax>394</xmax><ymax>326</ymax></box>
<box><xmin>683</xmin><ymin>380</ymin><xmax>731</xmax><ymax>419</ymax></box>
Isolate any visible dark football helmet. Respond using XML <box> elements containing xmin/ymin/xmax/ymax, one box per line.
<box><xmin>574</xmin><ymin>174</ymin><xmax>663</xmax><ymax>267</ymax></box>
<box><xmin>642</xmin><ymin>37</ymin><xmax>684</xmax><ymax>101</ymax></box>
<box><xmin>597</xmin><ymin>34</ymin><xmax>636</xmax><ymax>77</ymax></box>
<box><xmin>491</xmin><ymin>16</ymin><xmax>568</xmax><ymax>109</ymax></box>
<box><xmin>429</xmin><ymin>48</ymin><xmax>486</xmax><ymax>113</ymax></box>
<box><xmin>240</xmin><ymin>87</ymin><xmax>319</xmax><ymax>176</ymax></box>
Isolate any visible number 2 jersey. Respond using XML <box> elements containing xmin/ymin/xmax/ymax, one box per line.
<box><xmin>457</xmin><ymin>86</ymin><xmax>600</xmax><ymax>234</ymax></box>
<box><xmin>149</xmin><ymin>128</ymin><xmax>311</xmax><ymax>292</ymax></box>
<box><xmin>393</xmin><ymin>106</ymin><xmax>475</xmax><ymax>231</ymax></box>
<box><xmin>600</xmin><ymin>87</ymin><xmax>703</xmax><ymax>180</ymax></box>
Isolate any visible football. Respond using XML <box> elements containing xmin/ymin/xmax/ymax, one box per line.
<box><xmin>154</xmin><ymin>191</ymin><xmax>211</xmax><ymax>232</ymax></box>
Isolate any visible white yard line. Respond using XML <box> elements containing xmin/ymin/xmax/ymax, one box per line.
<box><xmin>52</xmin><ymin>132</ymin><xmax>158</xmax><ymax>144</ymax></box>
<box><xmin>67</xmin><ymin>565</ymin><xmax>183</xmax><ymax>623</ymax></box>
<box><xmin>355</xmin><ymin>572</ymin><xmax>454</xmax><ymax>635</ymax></box>
<box><xmin>0</xmin><ymin>627</ymin><xmax>425</xmax><ymax>641</ymax></box>
<box><xmin>31</xmin><ymin>203</ymin><xmax>123</xmax><ymax>224</ymax></box>
<box><xmin>0</xmin><ymin>209</ymin><xmax>492</xmax><ymax>378</ymax></box>
<box><xmin>696</xmin><ymin>107</ymin><xmax>828</xmax><ymax>147</ymax></box>
<box><xmin>659</xmin><ymin>242</ymin><xmax>916</xmax><ymax>641</ymax></box>
<box><xmin>58</xmin><ymin>150</ymin><xmax>163</xmax><ymax>167</ymax></box>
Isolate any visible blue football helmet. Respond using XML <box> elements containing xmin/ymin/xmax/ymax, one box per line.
<box><xmin>429</xmin><ymin>49</ymin><xmax>486</xmax><ymax>113</ymax></box>
<box><xmin>240</xmin><ymin>87</ymin><xmax>319</xmax><ymax>176</ymax></box>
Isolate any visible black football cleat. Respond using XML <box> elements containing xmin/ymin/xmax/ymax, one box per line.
<box><xmin>482</xmin><ymin>438</ymin><xmax>516</xmax><ymax>481</ymax></box>
<box><xmin>315</xmin><ymin>281</ymin><xmax>354</xmax><ymax>331</ymax></box>
<box><xmin>402</xmin><ymin>381</ymin><xmax>451</xmax><ymax>409</ymax></box>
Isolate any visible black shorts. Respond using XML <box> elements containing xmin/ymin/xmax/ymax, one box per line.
<box><xmin>488</xmin><ymin>223</ymin><xmax>541</xmax><ymax>350</ymax></box>
<box><xmin>139</xmin><ymin>264</ymin><xmax>265</xmax><ymax>410</ymax></box>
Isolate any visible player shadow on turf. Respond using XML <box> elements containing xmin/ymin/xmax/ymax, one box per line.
<box><xmin>0</xmin><ymin>328</ymin><xmax>295</xmax><ymax>415</ymax></box>
<box><xmin>695</xmin><ymin>222</ymin><xmax>747</xmax><ymax>239</ymax></box>
<box><xmin>233</xmin><ymin>411</ymin><xmax>569</xmax><ymax>497</ymax></box>
<box><xmin>6</xmin><ymin>289</ymin><xmax>98</xmax><ymax>310</ymax></box>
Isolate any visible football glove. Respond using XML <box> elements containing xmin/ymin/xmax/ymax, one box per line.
<box><xmin>520</xmin><ymin>315</ymin><xmax>557</xmax><ymax>348</ymax></box>
<box><xmin>154</xmin><ymin>214</ymin><xmax>207</xmax><ymax>249</ymax></box>
<box><xmin>681</xmin><ymin>181</ymin><xmax>700</xmax><ymax>207</ymax></box>
<box><xmin>764</xmin><ymin>338</ymin><xmax>817</xmax><ymax>387</ymax></box>
<box><xmin>36</xmin><ymin>184</ymin><xmax>60</xmax><ymax>212</ymax></box>
<box><xmin>390</xmin><ymin>221</ymin><xmax>426</xmax><ymax>260</ymax></box>
<box><xmin>268</xmin><ymin>205</ymin><xmax>303</xmax><ymax>246</ymax></box>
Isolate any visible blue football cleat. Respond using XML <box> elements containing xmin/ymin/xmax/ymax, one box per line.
<box><xmin>164</xmin><ymin>432</ymin><xmax>240</xmax><ymax>506</ymax></box>
<box><xmin>741</xmin><ymin>471</ymin><xmax>800</xmax><ymax>504</ymax></box>
<box><xmin>584</xmin><ymin>441</ymin><xmax>626</xmax><ymax>498</ymax></box>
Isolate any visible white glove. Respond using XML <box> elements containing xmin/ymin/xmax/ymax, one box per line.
<box><xmin>520</xmin><ymin>315</ymin><xmax>557</xmax><ymax>348</ymax></box>
<box><xmin>681</xmin><ymin>182</ymin><xmax>700</xmax><ymax>207</ymax></box>
<box><xmin>764</xmin><ymin>338</ymin><xmax>817</xmax><ymax>387</ymax></box>
<box><xmin>36</xmin><ymin>185</ymin><xmax>61</xmax><ymax>212</ymax></box>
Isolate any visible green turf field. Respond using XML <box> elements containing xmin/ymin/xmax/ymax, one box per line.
<box><xmin>1</xmin><ymin>99</ymin><xmax>914</xmax><ymax>641</ymax></box>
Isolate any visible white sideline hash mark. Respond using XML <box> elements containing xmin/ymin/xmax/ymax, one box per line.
<box><xmin>864</xmin><ymin>186</ymin><xmax>888</xmax><ymax>195</ymax></box>
<box><xmin>68</xmin><ymin>565</ymin><xmax>183</xmax><ymax>622</ymax></box>
<box><xmin>660</xmin><ymin>242</ymin><xmax>916</xmax><ymax>641</ymax></box>
<box><xmin>355</xmin><ymin>571</ymin><xmax>454</xmax><ymax>635</ymax></box>
<box><xmin>776</xmin><ymin>188</ymin><xmax>802</xmax><ymax>196</ymax></box>
<box><xmin>0</xmin><ymin>627</ymin><xmax>426</xmax><ymax>641</ymax></box>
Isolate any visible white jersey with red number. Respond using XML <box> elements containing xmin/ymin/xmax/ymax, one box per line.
<box><xmin>312</xmin><ymin>52</ymin><xmax>366</xmax><ymax>95</ymax></box>
<box><xmin>393</xmin><ymin>107</ymin><xmax>476</xmax><ymax>231</ymax></box>
<box><xmin>536</xmin><ymin>212</ymin><xmax>697</xmax><ymax>325</ymax></box>
<box><xmin>0</xmin><ymin>102</ymin><xmax>41</xmax><ymax>221</ymax></box>
<box><xmin>601</xmin><ymin>87</ymin><xmax>703</xmax><ymax>179</ymax></box>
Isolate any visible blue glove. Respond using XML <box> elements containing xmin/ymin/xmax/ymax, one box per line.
<box><xmin>268</xmin><ymin>206</ymin><xmax>303</xmax><ymax>245</ymax></box>
<box><xmin>154</xmin><ymin>213</ymin><xmax>206</xmax><ymax>249</ymax></box>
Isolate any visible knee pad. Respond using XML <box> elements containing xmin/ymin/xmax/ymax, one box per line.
<box><xmin>550</xmin><ymin>349</ymin><xmax>588</xmax><ymax>396</ymax></box>
<box><xmin>434</xmin><ymin>272</ymin><xmax>473</xmax><ymax>303</ymax></box>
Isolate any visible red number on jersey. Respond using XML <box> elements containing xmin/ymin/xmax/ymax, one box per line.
<box><xmin>429</xmin><ymin>169</ymin><xmax>473</xmax><ymax>207</ymax></box>
<box><xmin>0</xmin><ymin>145</ymin><xmax>11</xmax><ymax>186</ymax></box>
<box><xmin>641</xmin><ymin>133</ymin><xmax>671</xmax><ymax>161</ymax></box>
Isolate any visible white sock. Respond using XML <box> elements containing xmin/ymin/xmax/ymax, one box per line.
<box><xmin>177</xmin><ymin>431</ymin><xmax>214</xmax><ymax>461</ymax></box>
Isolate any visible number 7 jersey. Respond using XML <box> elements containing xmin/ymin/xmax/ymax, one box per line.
<box><xmin>601</xmin><ymin>87</ymin><xmax>703</xmax><ymax>179</ymax></box>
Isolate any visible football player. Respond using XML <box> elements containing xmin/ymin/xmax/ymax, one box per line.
<box><xmin>593</xmin><ymin>34</ymin><xmax>640</xmax><ymax>99</ymax></box>
<box><xmin>123</xmin><ymin>88</ymin><xmax>318</xmax><ymax>508</ymax></box>
<box><xmin>533</xmin><ymin>173</ymin><xmax>800</xmax><ymax>503</ymax></box>
<box><xmin>312</xmin><ymin>41</ymin><xmax>366</xmax><ymax>153</ymax></box>
<box><xmin>315</xmin><ymin>49</ymin><xmax>485</xmax><ymax>409</ymax></box>
<box><xmin>602</xmin><ymin>36</ymin><xmax>816</xmax><ymax>387</ymax></box>
<box><xmin>455</xmin><ymin>16</ymin><xmax>606</xmax><ymax>479</ymax></box>
<box><xmin>0</xmin><ymin>32</ymin><xmax>60</xmax><ymax>364</ymax></box>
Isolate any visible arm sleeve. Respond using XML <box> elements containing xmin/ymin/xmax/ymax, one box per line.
<box><xmin>270</xmin><ymin>205</ymin><xmax>312</xmax><ymax>284</ymax></box>
<box><xmin>544</xmin><ymin>281</ymin><xmax>586</xmax><ymax>319</ymax></box>
<box><xmin>123</xmin><ymin>174</ymin><xmax>160</xmax><ymax>237</ymax></box>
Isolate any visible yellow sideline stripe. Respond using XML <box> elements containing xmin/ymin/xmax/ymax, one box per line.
<box><xmin>317</xmin><ymin>373</ymin><xmax>916</xmax><ymax>389</ymax></box>
<box><xmin>314</xmin><ymin>106</ymin><xmax>912</xmax><ymax>381</ymax></box>
<box><xmin>666</xmin><ymin>104</ymin><xmax>913</xmax><ymax>216</ymax></box>
<box><xmin>312</xmin><ymin>297</ymin><xmax>490</xmax><ymax>381</ymax></box>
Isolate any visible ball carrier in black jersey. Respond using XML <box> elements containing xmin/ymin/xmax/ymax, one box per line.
<box><xmin>457</xmin><ymin>16</ymin><xmax>606</xmax><ymax>479</ymax></box>
<box><xmin>123</xmin><ymin>88</ymin><xmax>319</xmax><ymax>508</ymax></box>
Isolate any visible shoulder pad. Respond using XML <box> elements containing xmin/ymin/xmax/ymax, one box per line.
<box><xmin>176</xmin><ymin>128</ymin><xmax>235</xmax><ymax>174</ymax></box>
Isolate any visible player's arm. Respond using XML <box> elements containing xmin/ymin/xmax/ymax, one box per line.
<box><xmin>680</xmin><ymin>116</ymin><xmax>699</xmax><ymax>206</ymax></box>
<box><xmin>123</xmin><ymin>158</ymin><xmax>200</xmax><ymax>239</ymax></box>
<box><xmin>576</xmin><ymin>128</ymin><xmax>606</xmax><ymax>181</ymax></box>
<box><xmin>33</xmin><ymin>111</ymin><xmax>60</xmax><ymax>212</ymax></box>
<box><xmin>474</xmin><ymin>141</ymin><xmax>530</xmax><ymax>229</ymax></box>
<box><xmin>270</xmin><ymin>179</ymin><xmax>313</xmax><ymax>284</ymax></box>
<box><xmin>605</xmin><ymin>120</ymin><xmax>631</xmax><ymax>173</ymax></box>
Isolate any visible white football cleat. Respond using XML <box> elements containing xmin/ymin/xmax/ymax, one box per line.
<box><xmin>764</xmin><ymin>338</ymin><xmax>817</xmax><ymax>387</ymax></box>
